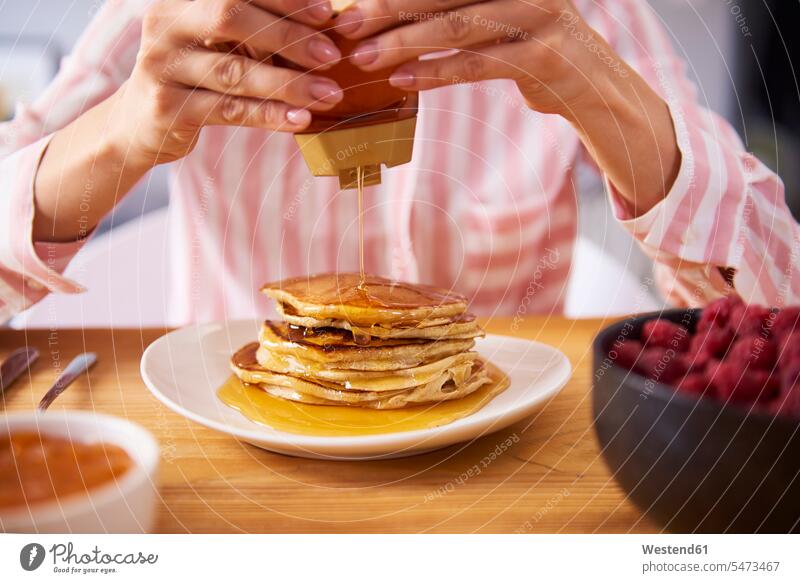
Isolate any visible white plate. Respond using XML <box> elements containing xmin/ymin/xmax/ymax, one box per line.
<box><xmin>140</xmin><ymin>320</ymin><xmax>572</xmax><ymax>460</ymax></box>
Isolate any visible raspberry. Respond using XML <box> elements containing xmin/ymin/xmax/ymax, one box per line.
<box><xmin>727</xmin><ymin>336</ymin><xmax>777</xmax><ymax>370</ymax></box>
<box><xmin>635</xmin><ymin>347</ymin><xmax>688</xmax><ymax>384</ymax></box>
<box><xmin>641</xmin><ymin>319</ymin><xmax>690</xmax><ymax>351</ymax></box>
<box><xmin>686</xmin><ymin>338</ymin><xmax>713</xmax><ymax>372</ymax></box>
<box><xmin>697</xmin><ymin>296</ymin><xmax>741</xmax><ymax>332</ymax></box>
<box><xmin>780</xmin><ymin>359</ymin><xmax>800</xmax><ymax>391</ymax></box>
<box><xmin>729</xmin><ymin>303</ymin><xmax>772</xmax><ymax>337</ymax></box>
<box><xmin>611</xmin><ymin>339</ymin><xmax>643</xmax><ymax>371</ymax></box>
<box><xmin>704</xmin><ymin>357</ymin><xmax>722</xmax><ymax>379</ymax></box>
<box><xmin>711</xmin><ymin>363</ymin><xmax>777</xmax><ymax>403</ymax></box>
<box><xmin>766</xmin><ymin>373</ymin><xmax>781</xmax><ymax>398</ymax></box>
<box><xmin>676</xmin><ymin>373</ymin><xmax>710</xmax><ymax>396</ymax></box>
<box><xmin>690</xmin><ymin>327</ymin><xmax>735</xmax><ymax>360</ymax></box>
<box><xmin>777</xmin><ymin>332</ymin><xmax>800</xmax><ymax>363</ymax></box>
<box><xmin>772</xmin><ymin>307</ymin><xmax>800</xmax><ymax>338</ymax></box>
<box><xmin>682</xmin><ymin>350</ymin><xmax>708</xmax><ymax>373</ymax></box>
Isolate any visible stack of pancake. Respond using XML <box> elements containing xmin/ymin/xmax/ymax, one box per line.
<box><xmin>230</xmin><ymin>273</ymin><xmax>508</xmax><ymax>410</ymax></box>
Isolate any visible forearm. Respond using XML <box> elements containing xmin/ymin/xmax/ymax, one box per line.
<box><xmin>564</xmin><ymin>59</ymin><xmax>681</xmax><ymax>217</ymax></box>
<box><xmin>349</xmin><ymin>0</ymin><xmax>682</xmax><ymax>216</ymax></box>
<box><xmin>32</xmin><ymin>88</ymin><xmax>153</xmax><ymax>242</ymax></box>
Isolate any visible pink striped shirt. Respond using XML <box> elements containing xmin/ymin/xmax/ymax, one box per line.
<box><xmin>1</xmin><ymin>0</ymin><xmax>798</xmax><ymax>325</ymax></box>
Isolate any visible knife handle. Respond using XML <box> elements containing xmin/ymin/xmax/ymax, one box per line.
<box><xmin>0</xmin><ymin>347</ymin><xmax>40</xmax><ymax>395</ymax></box>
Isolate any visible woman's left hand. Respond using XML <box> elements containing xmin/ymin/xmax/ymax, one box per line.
<box><xmin>336</xmin><ymin>0</ymin><xmax>682</xmax><ymax>216</ymax></box>
<box><xmin>335</xmin><ymin>0</ymin><xmax>618</xmax><ymax>118</ymax></box>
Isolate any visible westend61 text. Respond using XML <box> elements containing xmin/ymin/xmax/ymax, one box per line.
<box><xmin>642</xmin><ymin>544</ymin><xmax>708</xmax><ymax>555</ymax></box>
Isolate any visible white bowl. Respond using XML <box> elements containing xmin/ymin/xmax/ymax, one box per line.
<box><xmin>0</xmin><ymin>411</ymin><xmax>160</xmax><ymax>533</ymax></box>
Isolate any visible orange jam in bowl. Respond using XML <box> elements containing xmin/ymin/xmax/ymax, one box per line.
<box><xmin>0</xmin><ymin>431</ymin><xmax>133</xmax><ymax>511</ymax></box>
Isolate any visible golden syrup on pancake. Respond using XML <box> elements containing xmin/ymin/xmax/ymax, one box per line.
<box><xmin>217</xmin><ymin>370</ymin><xmax>509</xmax><ymax>437</ymax></box>
<box><xmin>269</xmin><ymin>273</ymin><xmax>466</xmax><ymax>311</ymax></box>
<box><xmin>351</xmin><ymin>327</ymin><xmax>372</xmax><ymax>346</ymax></box>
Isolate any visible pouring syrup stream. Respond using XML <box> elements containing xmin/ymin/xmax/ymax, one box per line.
<box><xmin>357</xmin><ymin>165</ymin><xmax>366</xmax><ymax>290</ymax></box>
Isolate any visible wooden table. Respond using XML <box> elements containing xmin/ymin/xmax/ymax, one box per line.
<box><xmin>1</xmin><ymin>317</ymin><xmax>658</xmax><ymax>533</ymax></box>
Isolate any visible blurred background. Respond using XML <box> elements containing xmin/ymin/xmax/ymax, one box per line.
<box><xmin>1</xmin><ymin>0</ymin><xmax>798</xmax><ymax>326</ymax></box>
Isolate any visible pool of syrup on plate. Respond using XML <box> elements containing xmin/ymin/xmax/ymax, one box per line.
<box><xmin>217</xmin><ymin>370</ymin><xmax>508</xmax><ymax>437</ymax></box>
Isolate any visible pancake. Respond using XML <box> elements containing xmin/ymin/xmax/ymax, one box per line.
<box><xmin>260</xmin><ymin>370</ymin><xmax>493</xmax><ymax>409</ymax></box>
<box><xmin>276</xmin><ymin>302</ymin><xmax>484</xmax><ymax>341</ymax></box>
<box><xmin>230</xmin><ymin>343</ymin><xmax>499</xmax><ymax>409</ymax></box>
<box><xmin>223</xmin><ymin>273</ymin><xmax>510</xmax><ymax>418</ymax></box>
<box><xmin>261</xmin><ymin>273</ymin><xmax>468</xmax><ymax>327</ymax></box>
<box><xmin>255</xmin><ymin>347</ymin><xmax>480</xmax><ymax>391</ymax></box>
<box><xmin>259</xmin><ymin>320</ymin><xmax>475</xmax><ymax>371</ymax></box>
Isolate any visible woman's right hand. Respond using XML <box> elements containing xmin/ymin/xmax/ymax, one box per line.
<box><xmin>116</xmin><ymin>0</ymin><xmax>342</xmax><ymax>166</ymax></box>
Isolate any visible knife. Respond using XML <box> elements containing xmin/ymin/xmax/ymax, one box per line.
<box><xmin>38</xmin><ymin>352</ymin><xmax>98</xmax><ymax>411</ymax></box>
<box><xmin>0</xmin><ymin>347</ymin><xmax>40</xmax><ymax>397</ymax></box>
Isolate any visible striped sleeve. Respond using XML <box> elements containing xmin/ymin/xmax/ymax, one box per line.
<box><xmin>0</xmin><ymin>0</ymin><xmax>144</xmax><ymax>321</ymax></box>
<box><xmin>601</xmin><ymin>0</ymin><xmax>800</xmax><ymax>308</ymax></box>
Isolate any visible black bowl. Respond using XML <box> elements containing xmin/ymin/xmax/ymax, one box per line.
<box><xmin>592</xmin><ymin>309</ymin><xmax>800</xmax><ymax>533</ymax></box>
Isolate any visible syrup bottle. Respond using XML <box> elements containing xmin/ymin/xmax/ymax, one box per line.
<box><xmin>275</xmin><ymin>0</ymin><xmax>419</xmax><ymax>189</ymax></box>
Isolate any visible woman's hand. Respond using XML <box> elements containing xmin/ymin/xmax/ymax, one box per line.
<box><xmin>334</xmin><ymin>0</ymin><xmax>606</xmax><ymax>116</ymax></box>
<box><xmin>34</xmin><ymin>0</ymin><xmax>345</xmax><ymax>241</ymax></box>
<box><xmin>118</xmin><ymin>0</ymin><xmax>343</xmax><ymax>166</ymax></box>
<box><xmin>335</xmin><ymin>0</ymin><xmax>682</xmax><ymax>215</ymax></box>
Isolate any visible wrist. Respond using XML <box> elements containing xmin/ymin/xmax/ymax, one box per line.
<box><xmin>565</xmin><ymin>69</ymin><xmax>681</xmax><ymax>215</ymax></box>
<box><xmin>32</xmin><ymin>89</ymin><xmax>155</xmax><ymax>242</ymax></box>
<box><xmin>556</xmin><ymin>41</ymin><xmax>627</xmax><ymax>126</ymax></box>
<box><xmin>104</xmin><ymin>84</ymin><xmax>160</xmax><ymax>173</ymax></box>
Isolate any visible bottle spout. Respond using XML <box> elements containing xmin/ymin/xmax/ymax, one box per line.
<box><xmin>293</xmin><ymin>116</ymin><xmax>417</xmax><ymax>190</ymax></box>
<box><xmin>339</xmin><ymin>165</ymin><xmax>381</xmax><ymax>189</ymax></box>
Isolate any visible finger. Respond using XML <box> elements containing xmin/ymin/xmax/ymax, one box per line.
<box><xmin>183</xmin><ymin>89</ymin><xmax>312</xmax><ymax>131</ymax></box>
<box><xmin>334</xmin><ymin>0</ymin><xmax>475</xmax><ymax>39</ymax></box>
<box><xmin>248</xmin><ymin>0</ymin><xmax>334</xmax><ymax>26</ymax></box>
<box><xmin>387</xmin><ymin>45</ymin><xmax>526</xmax><ymax>91</ymax></box>
<box><xmin>349</xmin><ymin>0</ymin><xmax>535</xmax><ymax>71</ymax></box>
<box><xmin>171</xmin><ymin>50</ymin><xmax>343</xmax><ymax>109</ymax></box>
<box><xmin>182</xmin><ymin>0</ymin><xmax>341</xmax><ymax>69</ymax></box>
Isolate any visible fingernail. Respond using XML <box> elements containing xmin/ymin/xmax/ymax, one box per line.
<box><xmin>335</xmin><ymin>7</ymin><xmax>363</xmax><ymax>36</ymax></box>
<box><xmin>389</xmin><ymin>70</ymin><xmax>415</xmax><ymax>87</ymax></box>
<box><xmin>307</xmin><ymin>0</ymin><xmax>332</xmax><ymax>23</ymax></box>
<box><xmin>287</xmin><ymin>108</ymin><xmax>311</xmax><ymax>126</ymax></box>
<box><xmin>310</xmin><ymin>80</ymin><xmax>343</xmax><ymax>104</ymax></box>
<box><xmin>309</xmin><ymin>37</ymin><xmax>341</xmax><ymax>65</ymax></box>
<box><xmin>350</xmin><ymin>41</ymin><xmax>379</xmax><ymax>66</ymax></box>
